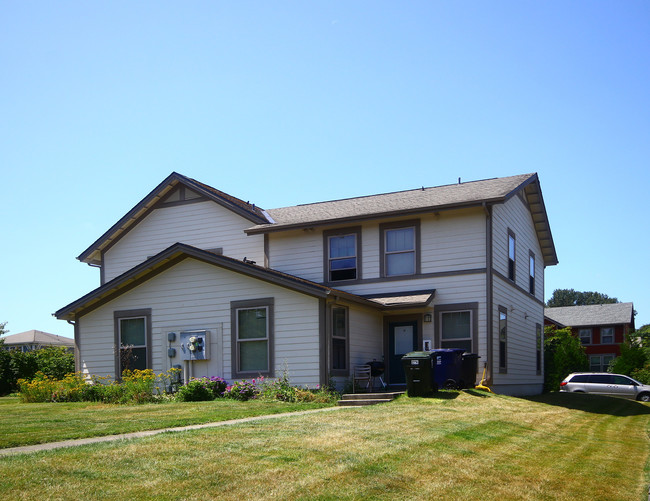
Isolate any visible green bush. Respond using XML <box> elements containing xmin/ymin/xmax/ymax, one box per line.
<box><xmin>0</xmin><ymin>346</ymin><xmax>75</xmax><ymax>396</ymax></box>
<box><xmin>544</xmin><ymin>326</ymin><xmax>588</xmax><ymax>392</ymax></box>
<box><xmin>609</xmin><ymin>339</ymin><xmax>647</xmax><ymax>376</ymax></box>
<box><xmin>175</xmin><ymin>379</ymin><xmax>214</xmax><ymax>402</ymax></box>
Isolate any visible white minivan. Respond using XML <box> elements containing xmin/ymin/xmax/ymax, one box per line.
<box><xmin>560</xmin><ymin>373</ymin><xmax>650</xmax><ymax>402</ymax></box>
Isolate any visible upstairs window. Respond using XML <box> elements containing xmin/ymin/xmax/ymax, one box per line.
<box><xmin>600</xmin><ymin>327</ymin><xmax>614</xmax><ymax>344</ymax></box>
<box><xmin>529</xmin><ymin>252</ymin><xmax>536</xmax><ymax>295</ymax></box>
<box><xmin>324</xmin><ymin>228</ymin><xmax>361</xmax><ymax>282</ymax></box>
<box><xmin>579</xmin><ymin>328</ymin><xmax>592</xmax><ymax>345</ymax></box>
<box><xmin>508</xmin><ymin>230</ymin><xmax>516</xmax><ymax>282</ymax></box>
<box><xmin>380</xmin><ymin>220</ymin><xmax>420</xmax><ymax>278</ymax></box>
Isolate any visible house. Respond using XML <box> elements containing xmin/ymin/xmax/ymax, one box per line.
<box><xmin>544</xmin><ymin>303</ymin><xmax>635</xmax><ymax>372</ymax></box>
<box><xmin>55</xmin><ymin>172</ymin><xmax>557</xmax><ymax>395</ymax></box>
<box><xmin>1</xmin><ymin>330</ymin><xmax>75</xmax><ymax>353</ymax></box>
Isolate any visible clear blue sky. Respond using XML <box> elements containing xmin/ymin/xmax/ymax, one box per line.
<box><xmin>1</xmin><ymin>2</ymin><xmax>649</xmax><ymax>339</ymax></box>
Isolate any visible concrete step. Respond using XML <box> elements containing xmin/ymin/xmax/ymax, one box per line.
<box><xmin>338</xmin><ymin>399</ymin><xmax>393</xmax><ymax>407</ymax></box>
<box><xmin>337</xmin><ymin>391</ymin><xmax>405</xmax><ymax>406</ymax></box>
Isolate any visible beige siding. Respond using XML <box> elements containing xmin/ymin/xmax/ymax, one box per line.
<box><xmin>103</xmin><ymin>201</ymin><xmax>264</xmax><ymax>282</ymax></box>
<box><xmin>78</xmin><ymin>258</ymin><xmax>321</xmax><ymax>387</ymax></box>
<box><xmin>348</xmin><ymin>306</ymin><xmax>383</xmax><ymax>366</ymax></box>
<box><xmin>491</xmin><ymin>193</ymin><xmax>545</xmax><ymax>394</ymax></box>
<box><xmin>268</xmin><ymin>208</ymin><xmax>486</xmax><ymax>283</ymax></box>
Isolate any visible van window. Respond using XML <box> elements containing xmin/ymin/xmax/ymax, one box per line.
<box><xmin>588</xmin><ymin>374</ymin><xmax>612</xmax><ymax>384</ymax></box>
<box><xmin>612</xmin><ymin>375</ymin><xmax>634</xmax><ymax>385</ymax></box>
<box><xmin>570</xmin><ymin>374</ymin><xmax>590</xmax><ymax>383</ymax></box>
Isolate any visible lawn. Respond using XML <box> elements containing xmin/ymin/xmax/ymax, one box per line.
<box><xmin>1</xmin><ymin>391</ymin><xmax>649</xmax><ymax>500</ymax></box>
<box><xmin>0</xmin><ymin>395</ymin><xmax>333</xmax><ymax>448</ymax></box>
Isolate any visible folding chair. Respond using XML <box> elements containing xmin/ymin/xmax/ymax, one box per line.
<box><xmin>353</xmin><ymin>364</ymin><xmax>372</xmax><ymax>393</ymax></box>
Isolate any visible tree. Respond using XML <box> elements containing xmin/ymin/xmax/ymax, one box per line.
<box><xmin>546</xmin><ymin>289</ymin><xmax>619</xmax><ymax>308</ymax></box>
<box><xmin>0</xmin><ymin>322</ymin><xmax>7</xmax><ymax>336</ymax></box>
<box><xmin>544</xmin><ymin>326</ymin><xmax>589</xmax><ymax>392</ymax></box>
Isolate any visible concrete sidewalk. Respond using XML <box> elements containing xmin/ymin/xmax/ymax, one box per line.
<box><xmin>0</xmin><ymin>406</ymin><xmax>346</xmax><ymax>457</ymax></box>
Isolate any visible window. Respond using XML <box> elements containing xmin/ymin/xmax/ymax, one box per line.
<box><xmin>324</xmin><ymin>228</ymin><xmax>361</xmax><ymax>282</ymax></box>
<box><xmin>601</xmin><ymin>327</ymin><xmax>614</xmax><ymax>344</ymax></box>
<box><xmin>589</xmin><ymin>355</ymin><xmax>614</xmax><ymax>372</ymax></box>
<box><xmin>536</xmin><ymin>323</ymin><xmax>542</xmax><ymax>374</ymax></box>
<box><xmin>440</xmin><ymin>311</ymin><xmax>472</xmax><ymax>352</ymax></box>
<box><xmin>331</xmin><ymin>307</ymin><xmax>348</xmax><ymax>375</ymax></box>
<box><xmin>508</xmin><ymin>230</ymin><xmax>516</xmax><ymax>281</ymax></box>
<box><xmin>231</xmin><ymin>298</ymin><xmax>274</xmax><ymax>378</ymax></box>
<box><xmin>529</xmin><ymin>252</ymin><xmax>535</xmax><ymax>295</ymax></box>
<box><xmin>380</xmin><ymin>221</ymin><xmax>419</xmax><ymax>277</ymax></box>
<box><xmin>578</xmin><ymin>328</ymin><xmax>592</xmax><ymax>345</ymax></box>
<box><xmin>114</xmin><ymin>309</ymin><xmax>151</xmax><ymax>377</ymax></box>
<box><xmin>499</xmin><ymin>307</ymin><xmax>507</xmax><ymax>372</ymax></box>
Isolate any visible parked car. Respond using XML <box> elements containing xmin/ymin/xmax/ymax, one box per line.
<box><xmin>560</xmin><ymin>373</ymin><xmax>650</xmax><ymax>402</ymax></box>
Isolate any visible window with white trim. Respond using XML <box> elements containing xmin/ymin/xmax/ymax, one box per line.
<box><xmin>578</xmin><ymin>328</ymin><xmax>592</xmax><ymax>345</ymax></box>
<box><xmin>600</xmin><ymin>327</ymin><xmax>614</xmax><ymax>344</ymax></box>
<box><xmin>590</xmin><ymin>354</ymin><xmax>614</xmax><ymax>372</ymax></box>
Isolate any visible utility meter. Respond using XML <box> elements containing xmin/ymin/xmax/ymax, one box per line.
<box><xmin>179</xmin><ymin>331</ymin><xmax>209</xmax><ymax>361</ymax></box>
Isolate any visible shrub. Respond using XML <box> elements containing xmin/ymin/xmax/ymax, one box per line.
<box><xmin>0</xmin><ymin>346</ymin><xmax>75</xmax><ymax>396</ymax></box>
<box><xmin>205</xmin><ymin>376</ymin><xmax>228</xmax><ymax>398</ymax></box>
<box><xmin>225</xmin><ymin>379</ymin><xmax>260</xmax><ymax>401</ymax></box>
<box><xmin>176</xmin><ymin>379</ymin><xmax>214</xmax><ymax>402</ymax></box>
<box><xmin>544</xmin><ymin>326</ymin><xmax>589</xmax><ymax>392</ymax></box>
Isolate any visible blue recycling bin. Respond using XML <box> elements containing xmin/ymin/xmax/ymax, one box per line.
<box><xmin>430</xmin><ymin>349</ymin><xmax>465</xmax><ymax>390</ymax></box>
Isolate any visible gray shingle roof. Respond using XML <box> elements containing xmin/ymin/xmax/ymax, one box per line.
<box><xmin>251</xmin><ymin>173</ymin><xmax>535</xmax><ymax>231</ymax></box>
<box><xmin>544</xmin><ymin>303</ymin><xmax>635</xmax><ymax>327</ymax></box>
<box><xmin>1</xmin><ymin>330</ymin><xmax>74</xmax><ymax>347</ymax></box>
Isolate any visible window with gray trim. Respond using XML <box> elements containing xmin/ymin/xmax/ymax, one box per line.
<box><xmin>323</xmin><ymin>227</ymin><xmax>361</xmax><ymax>283</ymax></box>
<box><xmin>434</xmin><ymin>302</ymin><xmax>478</xmax><ymax>353</ymax></box>
<box><xmin>380</xmin><ymin>220</ymin><xmax>420</xmax><ymax>278</ymax></box>
<box><xmin>331</xmin><ymin>306</ymin><xmax>348</xmax><ymax>375</ymax></box>
<box><xmin>529</xmin><ymin>251</ymin><xmax>535</xmax><ymax>295</ymax></box>
<box><xmin>114</xmin><ymin>308</ymin><xmax>151</xmax><ymax>376</ymax></box>
<box><xmin>231</xmin><ymin>298</ymin><xmax>274</xmax><ymax>378</ymax></box>
<box><xmin>536</xmin><ymin>323</ymin><xmax>542</xmax><ymax>374</ymax></box>
<box><xmin>499</xmin><ymin>307</ymin><xmax>507</xmax><ymax>372</ymax></box>
<box><xmin>508</xmin><ymin>230</ymin><xmax>516</xmax><ymax>282</ymax></box>
<box><xmin>578</xmin><ymin>328</ymin><xmax>592</xmax><ymax>345</ymax></box>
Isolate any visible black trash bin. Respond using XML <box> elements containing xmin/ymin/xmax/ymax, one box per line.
<box><xmin>430</xmin><ymin>349</ymin><xmax>464</xmax><ymax>389</ymax></box>
<box><xmin>401</xmin><ymin>351</ymin><xmax>437</xmax><ymax>397</ymax></box>
<box><xmin>460</xmin><ymin>353</ymin><xmax>480</xmax><ymax>389</ymax></box>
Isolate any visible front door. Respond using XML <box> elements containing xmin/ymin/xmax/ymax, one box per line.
<box><xmin>388</xmin><ymin>321</ymin><xmax>418</xmax><ymax>385</ymax></box>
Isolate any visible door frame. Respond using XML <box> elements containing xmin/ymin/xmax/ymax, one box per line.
<box><xmin>384</xmin><ymin>314</ymin><xmax>422</xmax><ymax>386</ymax></box>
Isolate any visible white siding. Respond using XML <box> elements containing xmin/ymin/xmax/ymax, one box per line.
<box><xmin>78</xmin><ymin>258</ymin><xmax>321</xmax><ymax>387</ymax></box>
<box><xmin>103</xmin><ymin>201</ymin><xmax>264</xmax><ymax>282</ymax></box>
<box><xmin>348</xmin><ymin>306</ymin><xmax>383</xmax><ymax>366</ymax></box>
<box><xmin>491</xmin><ymin>193</ymin><xmax>545</xmax><ymax>394</ymax></box>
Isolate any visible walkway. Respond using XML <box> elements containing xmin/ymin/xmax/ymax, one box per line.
<box><xmin>0</xmin><ymin>406</ymin><xmax>347</xmax><ymax>457</ymax></box>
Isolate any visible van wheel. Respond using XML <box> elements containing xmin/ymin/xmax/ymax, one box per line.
<box><xmin>637</xmin><ymin>393</ymin><xmax>650</xmax><ymax>402</ymax></box>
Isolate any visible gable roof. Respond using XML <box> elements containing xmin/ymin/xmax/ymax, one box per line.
<box><xmin>544</xmin><ymin>303</ymin><xmax>635</xmax><ymax>328</ymax></box>
<box><xmin>77</xmin><ymin>172</ymin><xmax>271</xmax><ymax>266</ymax></box>
<box><xmin>1</xmin><ymin>330</ymin><xmax>74</xmax><ymax>347</ymax></box>
<box><xmin>248</xmin><ymin>172</ymin><xmax>558</xmax><ymax>266</ymax></box>
<box><xmin>57</xmin><ymin>243</ymin><xmax>426</xmax><ymax>321</ymax></box>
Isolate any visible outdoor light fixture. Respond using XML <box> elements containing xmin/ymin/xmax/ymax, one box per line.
<box><xmin>423</xmin><ymin>313</ymin><xmax>432</xmax><ymax>323</ymax></box>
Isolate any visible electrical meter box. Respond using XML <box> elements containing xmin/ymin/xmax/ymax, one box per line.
<box><xmin>180</xmin><ymin>330</ymin><xmax>209</xmax><ymax>361</ymax></box>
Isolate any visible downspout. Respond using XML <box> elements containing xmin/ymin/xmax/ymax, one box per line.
<box><xmin>67</xmin><ymin>318</ymin><xmax>80</xmax><ymax>373</ymax></box>
<box><xmin>484</xmin><ymin>202</ymin><xmax>494</xmax><ymax>385</ymax></box>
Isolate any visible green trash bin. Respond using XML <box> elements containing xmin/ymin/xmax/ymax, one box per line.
<box><xmin>401</xmin><ymin>351</ymin><xmax>437</xmax><ymax>397</ymax></box>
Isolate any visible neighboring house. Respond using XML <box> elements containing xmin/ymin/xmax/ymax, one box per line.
<box><xmin>55</xmin><ymin>172</ymin><xmax>557</xmax><ymax>395</ymax></box>
<box><xmin>1</xmin><ymin>330</ymin><xmax>75</xmax><ymax>353</ymax></box>
<box><xmin>544</xmin><ymin>303</ymin><xmax>635</xmax><ymax>372</ymax></box>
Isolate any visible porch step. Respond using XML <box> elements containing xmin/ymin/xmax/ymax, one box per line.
<box><xmin>337</xmin><ymin>391</ymin><xmax>404</xmax><ymax>406</ymax></box>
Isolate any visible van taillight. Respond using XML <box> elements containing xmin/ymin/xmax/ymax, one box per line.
<box><xmin>560</xmin><ymin>381</ymin><xmax>568</xmax><ymax>386</ymax></box>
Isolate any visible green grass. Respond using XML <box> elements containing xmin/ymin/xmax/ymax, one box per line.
<box><xmin>0</xmin><ymin>396</ymin><xmax>333</xmax><ymax>448</ymax></box>
<box><xmin>1</xmin><ymin>391</ymin><xmax>649</xmax><ymax>500</ymax></box>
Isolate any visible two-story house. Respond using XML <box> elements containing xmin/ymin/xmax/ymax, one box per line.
<box><xmin>55</xmin><ymin>172</ymin><xmax>557</xmax><ymax>395</ymax></box>
<box><xmin>545</xmin><ymin>303</ymin><xmax>635</xmax><ymax>372</ymax></box>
